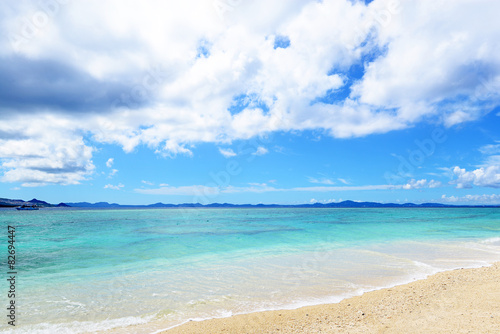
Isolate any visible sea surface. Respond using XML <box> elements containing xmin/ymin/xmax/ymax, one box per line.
<box><xmin>1</xmin><ymin>207</ymin><xmax>499</xmax><ymax>333</ymax></box>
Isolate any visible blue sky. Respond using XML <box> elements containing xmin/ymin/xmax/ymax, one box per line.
<box><xmin>0</xmin><ymin>0</ymin><xmax>499</xmax><ymax>205</ymax></box>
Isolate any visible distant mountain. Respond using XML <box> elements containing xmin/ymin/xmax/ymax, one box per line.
<box><xmin>0</xmin><ymin>198</ymin><xmax>25</xmax><ymax>207</ymax></box>
<box><xmin>28</xmin><ymin>198</ymin><xmax>53</xmax><ymax>207</ymax></box>
<box><xmin>2</xmin><ymin>197</ymin><xmax>499</xmax><ymax>209</ymax></box>
<box><xmin>60</xmin><ymin>200</ymin><xmax>499</xmax><ymax>208</ymax></box>
<box><xmin>0</xmin><ymin>198</ymin><xmax>54</xmax><ymax>207</ymax></box>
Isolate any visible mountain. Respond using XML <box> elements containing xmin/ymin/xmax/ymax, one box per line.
<box><xmin>0</xmin><ymin>198</ymin><xmax>25</xmax><ymax>207</ymax></box>
<box><xmin>61</xmin><ymin>200</ymin><xmax>499</xmax><ymax>208</ymax></box>
<box><xmin>28</xmin><ymin>198</ymin><xmax>53</xmax><ymax>206</ymax></box>
<box><xmin>2</xmin><ymin>197</ymin><xmax>499</xmax><ymax>209</ymax></box>
<box><xmin>0</xmin><ymin>198</ymin><xmax>54</xmax><ymax>207</ymax></box>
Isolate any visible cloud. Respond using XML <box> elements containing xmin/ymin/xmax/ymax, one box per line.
<box><xmin>0</xmin><ymin>116</ymin><xmax>95</xmax><ymax>186</ymax></box>
<box><xmin>402</xmin><ymin>179</ymin><xmax>441</xmax><ymax>190</ymax></box>
<box><xmin>142</xmin><ymin>180</ymin><xmax>154</xmax><ymax>186</ymax></box>
<box><xmin>248</xmin><ymin>182</ymin><xmax>267</xmax><ymax>187</ymax></box>
<box><xmin>136</xmin><ymin>183</ymin><xmax>407</xmax><ymax>196</ymax></box>
<box><xmin>482</xmin><ymin>155</ymin><xmax>500</xmax><ymax>167</ymax></box>
<box><xmin>0</xmin><ymin>56</ymin><xmax>130</xmax><ymax>113</ymax></box>
<box><xmin>219</xmin><ymin>148</ymin><xmax>237</xmax><ymax>158</ymax></box>
<box><xmin>2</xmin><ymin>0</ymin><xmax>500</xmax><ymax>185</ymax></box>
<box><xmin>307</xmin><ymin>177</ymin><xmax>335</xmax><ymax>185</ymax></box>
<box><xmin>135</xmin><ymin>185</ymin><xmax>219</xmax><ymax>196</ymax></box>
<box><xmin>104</xmin><ymin>183</ymin><xmax>124</xmax><ymax>190</ymax></box>
<box><xmin>106</xmin><ymin>158</ymin><xmax>114</xmax><ymax>168</ymax></box>
<box><xmin>252</xmin><ymin>146</ymin><xmax>269</xmax><ymax>156</ymax></box>
<box><xmin>337</xmin><ymin>178</ymin><xmax>349</xmax><ymax>185</ymax></box>
<box><xmin>108</xmin><ymin>169</ymin><xmax>118</xmax><ymax>178</ymax></box>
<box><xmin>451</xmin><ymin>166</ymin><xmax>500</xmax><ymax>188</ymax></box>
<box><xmin>290</xmin><ymin>185</ymin><xmax>400</xmax><ymax>192</ymax></box>
<box><xmin>351</xmin><ymin>1</ymin><xmax>500</xmax><ymax>126</ymax></box>
<box><xmin>479</xmin><ymin>141</ymin><xmax>500</xmax><ymax>155</ymax></box>
<box><xmin>441</xmin><ymin>193</ymin><xmax>500</xmax><ymax>204</ymax></box>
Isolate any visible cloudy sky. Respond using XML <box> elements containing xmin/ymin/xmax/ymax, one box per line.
<box><xmin>1</xmin><ymin>0</ymin><xmax>499</xmax><ymax>205</ymax></box>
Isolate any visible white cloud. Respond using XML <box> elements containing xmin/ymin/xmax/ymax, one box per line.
<box><xmin>290</xmin><ymin>185</ymin><xmax>399</xmax><ymax>192</ymax></box>
<box><xmin>104</xmin><ymin>183</ymin><xmax>124</xmax><ymax>190</ymax></box>
<box><xmin>108</xmin><ymin>169</ymin><xmax>118</xmax><ymax>178</ymax></box>
<box><xmin>142</xmin><ymin>180</ymin><xmax>154</xmax><ymax>186</ymax></box>
<box><xmin>310</xmin><ymin>198</ymin><xmax>341</xmax><ymax>204</ymax></box>
<box><xmin>402</xmin><ymin>179</ymin><xmax>441</xmax><ymax>190</ymax></box>
<box><xmin>479</xmin><ymin>141</ymin><xmax>500</xmax><ymax>155</ymax></box>
<box><xmin>106</xmin><ymin>158</ymin><xmax>114</xmax><ymax>168</ymax></box>
<box><xmin>452</xmin><ymin>166</ymin><xmax>500</xmax><ymax>189</ymax></box>
<box><xmin>441</xmin><ymin>193</ymin><xmax>500</xmax><ymax>204</ymax></box>
<box><xmin>428</xmin><ymin>180</ymin><xmax>442</xmax><ymax>188</ymax></box>
<box><xmin>136</xmin><ymin>183</ymin><xmax>407</xmax><ymax>196</ymax></box>
<box><xmin>482</xmin><ymin>155</ymin><xmax>500</xmax><ymax>167</ymax></box>
<box><xmin>337</xmin><ymin>178</ymin><xmax>350</xmax><ymax>185</ymax></box>
<box><xmin>352</xmin><ymin>0</ymin><xmax>500</xmax><ymax>126</ymax></box>
<box><xmin>248</xmin><ymin>182</ymin><xmax>267</xmax><ymax>187</ymax></box>
<box><xmin>308</xmin><ymin>177</ymin><xmax>335</xmax><ymax>185</ymax></box>
<box><xmin>252</xmin><ymin>146</ymin><xmax>269</xmax><ymax>156</ymax></box>
<box><xmin>2</xmin><ymin>0</ymin><xmax>500</xmax><ymax>185</ymax></box>
<box><xmin>219</xmin><ymin>148</ymin><xmax>237</xmax><ymax>158</ymax></box>
<box><xmin>0</xmin><ymin>116</ymin><xmax>95</xmax><ymax>186</ymax></box>
<box><xmin>135</xmin><ymin>185</ymin><xmax>219</xmax><ymax>196</ymax></box>
<box><xmin>157</xmin><ymin>140</ymin><xmax>193</xmax><ymax>157</ymax></box>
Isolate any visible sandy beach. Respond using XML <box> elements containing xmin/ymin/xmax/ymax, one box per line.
<box><xmin>163</xmin><ymin>262</ymin><xmax>500</xmax><ymax>334</ymax></box>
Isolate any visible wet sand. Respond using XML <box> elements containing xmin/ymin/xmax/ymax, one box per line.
<box><xmin>162</xmin><ymin>262</ymin><xmax>500</xmax><ymax>333</ymax></box>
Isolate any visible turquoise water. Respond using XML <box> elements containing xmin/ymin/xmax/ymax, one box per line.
<box><xmin>1</xmin><ymin>207</ymin><xmax>499</xmax><ymax>333</ymax></box>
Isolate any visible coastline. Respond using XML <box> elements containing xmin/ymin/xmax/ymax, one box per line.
<box><xmin>160</xmin><ymin>262</ymin><xmax>500</xmax><ymax>334</ymax></box>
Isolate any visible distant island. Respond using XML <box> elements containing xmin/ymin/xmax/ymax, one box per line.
<box><xmin>0</xmin><ymin>198</ymin><xmax>69</xmax><ymax>208</ymax></box>
<box><xmin>1</xmin><ymin>198</ymin><xmax>498</xmax><ymax>209</ymax></box>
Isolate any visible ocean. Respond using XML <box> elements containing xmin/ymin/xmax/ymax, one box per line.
<box><xmin>1</xmin><ymin>207</ymin><xmax>499</xmax><ymax>333</ymax></box>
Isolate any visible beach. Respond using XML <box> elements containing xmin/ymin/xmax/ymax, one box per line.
<box><xmin>163</xmin><ymin>263</ymin><xmax>500</xmax><ymax>334</ymax></box>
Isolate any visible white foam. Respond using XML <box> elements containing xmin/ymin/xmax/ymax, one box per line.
<box><xmin>480</xmin><ymin>237</ymin><xmax>500</xmax><ymax>245</ymax></box>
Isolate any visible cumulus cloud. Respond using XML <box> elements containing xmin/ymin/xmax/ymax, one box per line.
<box><xmin>441</xmin><ymin>193</ymin><xmax>500</xmax><ymax>204</ymax></box>
<box><xmin>106</xmin><ymin>158</ymin><xmax>114</xmax><ymax>168</ymax></box>
<box><xmin>2</xmin><ymin>0</ymin><xmax>500</xmax><ymax>185</ymax></box>
<box><xmin>0</xmin><ymin>116</ymin><xmax>94</xmax><ymax>186</ymax></box>
<box><xmin>402</xmin><ymin>179</ymin><xmax>441</xmax><ymax>190</ymax></box>
<box><xmin>452</xmin><ymin>166</ymin><xmax>500</xmax><ymax>188</ymax></box>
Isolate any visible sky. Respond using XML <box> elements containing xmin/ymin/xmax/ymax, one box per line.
<box><xmin>0</xmin><ymin>0</ymin><xmax>499</xmax><ymax>205</ymax></box>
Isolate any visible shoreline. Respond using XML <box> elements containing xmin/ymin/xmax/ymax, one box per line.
<box><xmin>159</xmin><ymin>262</ymin><xmax>500</xmax><ymax>334</ymax></box>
